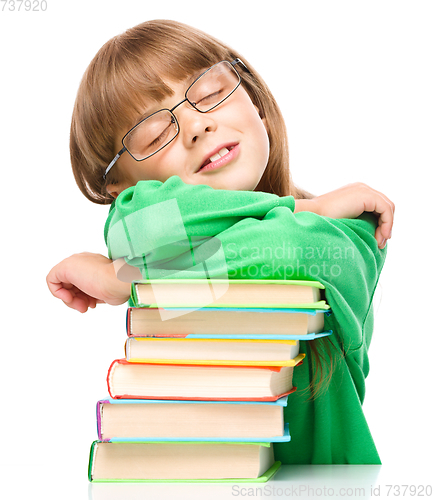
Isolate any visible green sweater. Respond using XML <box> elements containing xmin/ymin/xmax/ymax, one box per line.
<box><xmin>104</xmin><ymin>175</ymin><xmax>386</xmax><ymax>464</ymax></box>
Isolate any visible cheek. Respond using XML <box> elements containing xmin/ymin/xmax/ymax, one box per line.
<box><xmin>235</xmin><ymin>95</ymin><xmax>270</xmax><ymax>154</ymax></box>
<box><xmin>251</xmin><ymin>113</ymin><xmax>270</xmax><ymax>160</ymax></box>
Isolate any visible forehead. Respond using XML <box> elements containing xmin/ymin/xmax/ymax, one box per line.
<box><xmin>124</xmin><ymin>65</ymin><xmax>216</xmax><ymax>130</ymax></box>
<box><xmin>100</xmin><ymin>22</ymin><xmax>233</xmax><ymax>136</ymax></box>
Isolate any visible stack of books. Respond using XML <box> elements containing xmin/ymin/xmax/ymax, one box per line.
<box><xmin>88</xmin><ymin>279</ymin><xmax>331</xmax><ymax>482</ymax></box>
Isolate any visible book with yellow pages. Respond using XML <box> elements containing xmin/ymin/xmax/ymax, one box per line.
<box><xmin>97</xmin><ymin>395</ymin><xmax>291</xmax><ymax>442</ymax></box>
<box><xmin>125</xmin><ymin>337</ymin><xmax>305</xmax><ymax>367</ymax></box>
<box><xmin>130</xmin><ymin>279</ymin><xmax>329</xmax><ymax>309</ymax></box>
<box><xmin>126</xmin><ymin>306</ymin><xmax>330</xmax><ymax>338</ymax></box>
<box><xmin>88</xmin><ymin>441</ymin><xmax>280</xmax><ymax>482</ymax></box>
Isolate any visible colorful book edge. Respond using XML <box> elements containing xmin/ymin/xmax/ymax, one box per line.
<box><xmin>132</xmin><ymin>300</ymin><xmax>330</xmax><ymax>310</ymax></box>
<box><xmin>126</xmin><ymin>331</ymin><xmax>333</xmax><ymax>340</ymax></box>
<box><xmin>132</xmin><ymin>278</ymin><xmax>325</xmax><ymax>287</ymax></box>
<box><xmin>125</xmin><ymin>353</ymin><xmax>305</xmax><ymax>367</ymax></box>
<box><xmin>102</xmin><ymin>423</ymin><xmax>291</xmax><ymax>443</ymax></box>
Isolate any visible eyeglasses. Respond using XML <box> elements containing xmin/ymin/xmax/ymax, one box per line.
<box><xmin>103</xmin><ymin>59</ymin><xmax>247</xmax><ymax>180</ymax></box>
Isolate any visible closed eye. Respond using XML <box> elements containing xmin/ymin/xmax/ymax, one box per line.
<box><xmin>148</xmin><ymin>123</ymin><xmax>174</xmax><ymax>147</ymax></box>
<box><xmin>195</xmin><ymin>89</ymin><xmax>224</xmax><ymax>106</ymax></box>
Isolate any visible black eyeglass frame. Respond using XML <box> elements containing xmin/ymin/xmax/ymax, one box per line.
<box><xmin>103</xmin><ymin>58</ymin><xmax>248</xmax><ymax>180</ymax></box>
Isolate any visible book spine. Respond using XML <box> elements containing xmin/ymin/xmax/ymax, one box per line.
<box><xmin>88</xmin><ymin>441</ymin><xmax>98</xmax><ymax>482</ymax></box>
<box><xmin>106</xmin><ymin>360</ymin><xmax>119</xmax><ymax>399</ymax></box>
<box><xmin>96</xmin><ymin>401</ymin><xmax>105</xmax><ymax>441</ymax></box>
<box><xmin>130</xmin><ymin>282</ymin><xmax>140</xmax><ymax>308</ymax></box>
<box><xmin>126</xmin><ymin>308</ymin><xmax>131</xmax><ymax>336</ymax></box>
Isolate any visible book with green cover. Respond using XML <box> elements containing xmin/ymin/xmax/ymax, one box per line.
<box><xmin>88</xmin><ymin>441</ymin><xmax>281</xmax><ymax>482</ymax></box>
<box><xmin>130</xmin><ymin>279</ymin><xmax>329</xmax><ymax>309</ymax></box>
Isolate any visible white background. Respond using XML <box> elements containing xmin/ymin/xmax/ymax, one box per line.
<box><xmin>0</xmin><ymin>1</ymin><xmax>433</xmax><ymax>499</ymax></box>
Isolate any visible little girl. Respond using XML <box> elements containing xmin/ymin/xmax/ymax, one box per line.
<box><xmin>47</xmin><ymin>20</ymin><xmax>394</xmax><ymax>464</ymax></box>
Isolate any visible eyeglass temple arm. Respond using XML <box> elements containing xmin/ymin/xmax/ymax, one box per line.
<box><xmin>103</xmin><ymin>146</ymin><xmax>127</xmax><ymax>180</ymax></box>
<box><xmin>231</xmin><ymin>58</ymin><xmax>250</xmax><ymax>73</ymax></box>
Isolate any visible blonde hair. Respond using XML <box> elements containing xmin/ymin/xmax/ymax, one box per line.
<box><xmin>70</xmin><ymin>19</ymin><xmax>335</xmax><ymax>397</ymax></box>
<box><xmin>70</xmin><ymin>19</ymin><xmax>311</xmax><ymax>204</ymax></box>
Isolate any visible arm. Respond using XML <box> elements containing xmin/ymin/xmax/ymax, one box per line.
<box><xmin>49</xmin><ymin>177</ymin><xmax>393</xmax><ymax>312</ymax></box>
<box><xmin>47</xmin><ymin>178</ymin><xmax>290</xmax><ymax>312</ymax></box>
<box><xmin>104</xmin><ymin>176</ymin><xmax>295</xmax><ymax>256</ymax></box>
<box><xmin>294</xmin><ymin>182</ymin><xmax>394</xmax><ymax>249</ymax></box>
<box><xmin>105</xmin><ymin>177</ymin><xmax>394</xmax><ymax>262</ymax></box>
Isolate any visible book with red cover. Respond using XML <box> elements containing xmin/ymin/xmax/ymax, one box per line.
<box><xmin>107</xmin><ymin>359</ymin><xmax>300</xmax><ymax>401</ymax></box>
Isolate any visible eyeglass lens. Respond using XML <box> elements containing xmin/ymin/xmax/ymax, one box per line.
<box><xmin>124</xmin><ymin>61</ymin><xmax>240</xmax><ymax>161</ymax></box>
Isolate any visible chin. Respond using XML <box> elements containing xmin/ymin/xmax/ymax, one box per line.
<box><xmin>211</xmin><ymin>180</ymin><xmax>256</xmax><ymax>192</ymax></box>
<box><xmin>219</xmin><ymin>172</ymin><xmax>261</xmax><ymax>191</ymax></box>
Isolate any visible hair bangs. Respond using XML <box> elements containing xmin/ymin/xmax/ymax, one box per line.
<box><xmin>103</xmin><ymin>22</ymin><xmax>230</xmax><ymax>134</ymax></box>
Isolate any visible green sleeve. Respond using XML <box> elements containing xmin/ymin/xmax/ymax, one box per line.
<box><xmin>104</xmin><ymin>175</ymin><xmax>295</xmax><ymax>255</ymax></box>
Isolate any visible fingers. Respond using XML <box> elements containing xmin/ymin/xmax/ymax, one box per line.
<box><xmin>376</xmin><ymin>207</ymin><xmax>394</xmax><ymax>248</ymax></box>
<box><xmin>46</xmin><ymin>267</ymin><xmax>96</xmax><ymax>313</ymax></box>
<box><xmin>375</xmin><ymin>227</ymin><xmax>388</xmax><ymax>250</ymax></box>
<box><xmin>359</xmin><ymin>184</ymin><xmax>394</xmax><ymax>249</ymax></box>
<box><xmin>70</xmin><ymin>290</ymin><xmax>97</xmax><ymax>313</ymax></box>
<box><xmin>46</xmin><ymin>269</ymin><xmax>72</xmax><ymax>302</ymax></box>
<box><xmin>60</xmin><ymin>291</ymin><xmax>99</xmax><ymax>313</ymax></box>
<box><xmin>378</xmin><ymin>194</ymin><xmax>394</xmax><ymax>249</ymax></box>
<box><xmin>48</xmin><ymin>282</ymin><xmax>89</xmax><ymax>312</ymax></box>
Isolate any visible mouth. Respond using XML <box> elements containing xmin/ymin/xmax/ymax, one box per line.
<box><xmin>197</xmin><ymin>143</ymin><xmax>239</xmax><ymax>173</ymax></box>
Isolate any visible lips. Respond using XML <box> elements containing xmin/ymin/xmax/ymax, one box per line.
<box><xmin>197</xmin><ymin>143</ymin><xmax>239</xmax><ymax>173</ymax></box>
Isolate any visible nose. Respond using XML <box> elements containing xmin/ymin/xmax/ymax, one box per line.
<box><xmin>176</xmin><ymin>106</ymin><xmax>218</xmax><ymax>147</ymax></box>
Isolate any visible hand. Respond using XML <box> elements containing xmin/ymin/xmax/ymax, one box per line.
<box><xmin>294</xmin><ymin>183</ymin><xmax>395</xmax><ymax>249</ymax></box>
<box><xmin>46</xmin><ymin>252</ymin><xmax>131</xmax><ymax>313</ymax></box>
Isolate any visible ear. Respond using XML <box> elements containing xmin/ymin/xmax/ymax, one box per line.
<box><xmin>106</xmin><ymin>180</ymin><xmax>131</xmax><ymax>199</ymax></box>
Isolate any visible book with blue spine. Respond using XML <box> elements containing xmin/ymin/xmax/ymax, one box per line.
<box><xmin>97</xmin><ymin>395</ymin><xmax>292</xmax><ymax>442</ymax></box>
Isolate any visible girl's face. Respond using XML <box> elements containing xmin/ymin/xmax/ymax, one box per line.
<box><xmin>107</xmin><ymin>75</ymin><xmax>270</xmax><ymax>197</ymax></box>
